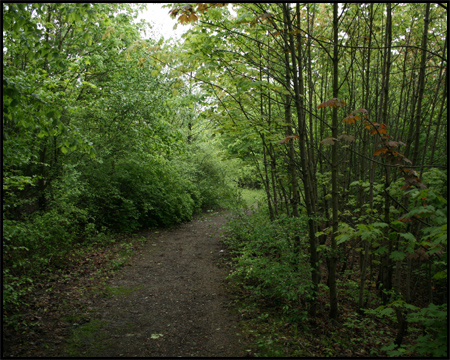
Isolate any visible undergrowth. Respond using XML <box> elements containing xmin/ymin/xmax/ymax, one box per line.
<box><xmin>221</xmin><ymin>200</ymin><xmax>447</xmax><ymax>357</ymax></box>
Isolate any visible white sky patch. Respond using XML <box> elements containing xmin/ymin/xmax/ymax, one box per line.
<box><xmin>136</xmin><ymin>3</ymin><xmax>191</xmax><ymax>42</ymax></box>
<box><xmin>136</xmin><ymin>3</ymin><xmax>236</xmax><ymax>42</ymax></box>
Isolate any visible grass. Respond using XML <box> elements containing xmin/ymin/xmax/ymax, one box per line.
<box><xmin>239</xmin><ymin>188</ymin><xmax>265</xmax><ymax>208</ymax></box>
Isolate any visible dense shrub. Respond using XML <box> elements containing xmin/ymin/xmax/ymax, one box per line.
<box><xmin>175</xmin><ymin>144</ymin><xmax>241</xmax><ymax>212</ymax></box>
<box><xmin>79</xmin><ymin>160</ymin><xmax>195</xmax><ymax>233</ymax></box>
<box><xmin>223</xmin><ymin>207</ymin><xmax>312</xmax><ymax>313</ymax></box>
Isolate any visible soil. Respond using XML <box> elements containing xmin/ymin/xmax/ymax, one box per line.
<box><xmin>3</xmin><ymin>210</ymin><xmax>248</xmax><ymax>357</ymax></box>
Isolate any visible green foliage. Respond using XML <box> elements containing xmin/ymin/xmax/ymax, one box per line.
<box><xmin>224</xmin><ymin>209</ymin><xmax>312</xmax><ymax>313</ymax></box>
<box><xmin>80</xmin><ymin>160</ymin><xmax>195</xmax><ymax>232</ymax></box>
<box><xmin>176</xmin><ymin>144</ymin><xmax>241</xmax><ymax>212</ymax></box>
<box><xmin>406</xmin><ymin>303</ymin><xmax>448</xmax><ymax>357</ymax></box>
<box><xmin>379</xmin><ymin>303</ymin><xmax>448</xmax><ymax>357</ymax></box>
<box><xmin>2</xmin><ymin>2</ymin><xmax>243</xmax><ymax>330</ymax></box>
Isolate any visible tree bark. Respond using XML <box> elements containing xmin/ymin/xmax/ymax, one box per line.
<box><xmin>283</xmin><ymin>2</ymin><xmax>319</xmax><ymax>316</ymax></box>
<box><xmin>328</xmin><ymin>3</ymin><xmax>339</xmax><ymax>320</ymax></box>
<box><xmin>411</xmin><ymin>3</ymin><xmax>431</xmax><ymax>166</ymax></box>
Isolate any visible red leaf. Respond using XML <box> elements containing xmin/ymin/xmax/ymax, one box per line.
<box><xmin>370</xmin><ymin>125</ymin><xmax>388</xmax><ymax>136</ymax></box>
<box><xmin>317</xmin><ymin>98</ymin><xmax>346</xmax><ymax>109</ymax></box>
<box><xmin>373</xmin><ymin>148</ymin><xmax>389</xmax><ymax>156</ymax></box>
<box><xmin>363</xmin><ymin>120</ymin><xmax>374</xmax><ymax>129</ymax></box>
<box><xmin>391</xmin><ymin>151</ymin><xmax>404</xmax><ymax>157</ymax></box>
<box><xmin>280</xmin><ymin>134</ymin><xmax>299</xmax><ymax>143</ymax></box>
<box><xmin>342</xmin><ymin>114</ymin><xmax>360</xmax><ymax>124</ymax></box>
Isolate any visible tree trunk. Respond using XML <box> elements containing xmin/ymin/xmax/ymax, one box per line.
<box><xmin>283</xmin><ymin>2</ymin><xmax>319</xmax><ymax>316</ymax></box>
<box><xmin>328</xmin><ymin>3</ymin><xmax>339</xmax><ymax>320</ymax></box>
<box><xmin>411</xmin><ymin>3</ymin><xmax>430</xmax><ymax>166</ymax></box>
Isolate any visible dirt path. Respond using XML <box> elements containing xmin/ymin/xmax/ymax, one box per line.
<box><xmin>59</xmin><ymin>210</ymin><xmax>246</xmax><ymax>357</ymax></box>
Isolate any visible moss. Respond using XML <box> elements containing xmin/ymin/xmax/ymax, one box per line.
<box><xmin>103</xmin><ymin>284</ymin><xmax>144</xmax><ymax>297</ymax></box>
<box><xmin>65</xmin><ymin>319</ymin><xmax>109</xmax><ymax>356</ymax></box>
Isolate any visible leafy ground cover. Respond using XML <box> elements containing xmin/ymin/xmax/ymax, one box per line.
<box><xmin>2</xmin><ymin>232</ymin><xmax>146</xmax><ymax>356</ymax></box>
<box><xmin>220</xmin><ymin>202</ymin><xmax>447</xmax><ymax>357</ymax></box>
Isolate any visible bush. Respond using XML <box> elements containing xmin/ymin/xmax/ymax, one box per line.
<box><xmin>175</xmin><ymin>145</ymin><xmax>241</xmax><ymax>211</ymax></box>
<box><xmin>223</xmin><ymin>208</ymin><xmax>312</xmax><ymax>310</ymax></box>
<box><xmin>79</xmin><ymin>159</ymin><xmax>195</xmax><ymax>233</ymax></box>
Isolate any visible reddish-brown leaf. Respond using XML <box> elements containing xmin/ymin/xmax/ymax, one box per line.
<box><xmin>363</xmin><ymin>120</ymin><xmax>374</xmax><ymax>129</ymax></box>
<box><xmin>317</xmin><ymin>98</ymin><xmax>346</xmax><ymax>109</ymax></box>
<box><xmin>196</xmin><ymin>3</ymin><xmax>209</xmax><ymax>13</ymax></box>
<box><xmin>338</xmin><ymin>134</ymin><xmax>355</xmax><ymax>142</ymax></box>
<box><xmin>386</xmin><ymin>140</ymin><xmax>399</xmax><ymax>147</ymax></box>
<box><xmin>178</xmin><ymin>14</ymin><xmax>188</xmax><ymax>23</ymax></box>
<box><xmin>280</xmin><ymin>134</ymin><xmax>299</xmax><ymax>143</ymax></box>
<box><xmin>391</xmin><ymin>151</ymin><xmax>404</xmax><ymax>157</ymax></box>
<box><xmin>342</xmin><ymin>114</ymin><xmax>360</xmax><ymax>124</ymax></box>
<box><xmin>320</xmin><ymin>136</ymin><xmax>338</xmax><ymax>145</ymax></box>
<box><xmin>169</xmin><ymin>8</ymin><xmax>180</xmax><ymax>17</ymax></box>
<box><xmin>403</xmin><ymin>157</ymin><xmax>412</xmax><ymax>164</ymax></box>
<box><xmin>370</xmin><ymin>126</ymin><xmax>388</xmax><ymax>136</ymax></box>
<box><xmin>353</xmin><ymin>108</ymin><xmax>368</xmax><ymax>114</ymax></box>
<box><xmin>190</xmin><ymin>13</ymin><xmax>199</xmax><ymax>22</ymax></box>
<box><xmin>373</xmin><ymin>148</ymin><xmax>389</xmax><ymax>156</ymax></box>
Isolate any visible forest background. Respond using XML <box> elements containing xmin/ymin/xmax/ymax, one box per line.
<box><xmin>2</xmin><ymin>3</ymin><xmax>447</xmax><ymax>357</ymax></box>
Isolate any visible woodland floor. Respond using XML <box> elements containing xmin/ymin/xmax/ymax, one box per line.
<box><xmin>3</xmin><ymin>208</ymin><xmax>444</xmax><ymax>358</ymax></box>
<box><xmin>2</xmin><ymin>210</ymin><xmax>249</xmax><ymax>357</ymax></box>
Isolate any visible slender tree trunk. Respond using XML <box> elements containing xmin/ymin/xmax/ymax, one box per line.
<box><xmin>328</xmin><ymin>3</ymin><xmax>339</xmax><ymax>320</ymax></box>
<box><xmin>283</xmin><ymin>2</ymin><xmax>319</xmax><ymax>316</ymax></box>
<box><xmin>394</xmin><ymin>258</ymin><xmax>407</xmax><ymax>346</ymax></box>
<box><xmin>358</xmin><ymin>240</ymin><xmax>369</xmax><ymax>311</ymax></box>
<box><xmin>429</xmin><ymin>36</ymin><xmax>447</xmax><ymax>166</ymax></box>
<box><xmin>411</xmin><ymin>3</ymin><xmax>431</xmax><ymax>166</ymax></box>
<box><xmin>283</xmin><ymin>12</ymin><xmax>299</xmax><ymax>219</ymax></box>
<box><xmin>262</xmin><ymin>137</ymin><xmax>275</xmax><ymax>221</ymax></box>
<box><xmin>379</xmin><ymin>3</ymin><xmax>393</xmax><ymax>305</ymax></box>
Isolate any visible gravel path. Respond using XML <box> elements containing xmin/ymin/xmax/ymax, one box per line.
<box><xmin>63</xmin><ymin>210</ymin><xmax>246</xmax><ymax>357</ymax></box>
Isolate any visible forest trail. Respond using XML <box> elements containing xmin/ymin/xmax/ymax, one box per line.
<box><xmin>57</xmin><ymin>210</ymin><xmax>246</xmax><ymax>357</ymax></box>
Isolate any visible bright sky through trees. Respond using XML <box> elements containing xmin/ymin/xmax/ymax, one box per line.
<box><xmin>136</xmin><ymin>3</ymin><xmax>190</xmax><ymax>41</ymax></box>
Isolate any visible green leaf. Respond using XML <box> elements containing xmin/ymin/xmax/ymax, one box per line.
<box><xmin>37</xmin><ymin>130</ymin><xmax>48</xmax><ymax>138</ymax></box>
<box><xmin>373</xmin><ymin>222</ymin><xmax>388</xmax><ymax>228</ymax></box>
<box><xmin>375</xmin><ymin>245</ymin><xmax>388</xmax><ymax>255</ymax></box>
<box><xmin>389</xmin><ymin>251</ymin><xmax>405</xmax><ymax>261</ymax></box>
<box><xmin>336</xmin><ymin>233</ymin><xmax>352</xmax><ymax>245</ymax></box>
<box><xmin>432</xmin><ymin>270</ymin><xmax>447</xmax><ymax>280</ymax></box>
<box><xmin>403</xmin><ymin>303</ymin><xmax>419</xmax><ymax>311</ymax></box>
<box><xmin>380</xmin><ymin>307</ymin><xmax>394</xmax><ymax>316</ymax></box>
<box><xmin>399</xmin><ymin>232</ymin><xmax>416</xmax><ymax>243</ymax></box>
